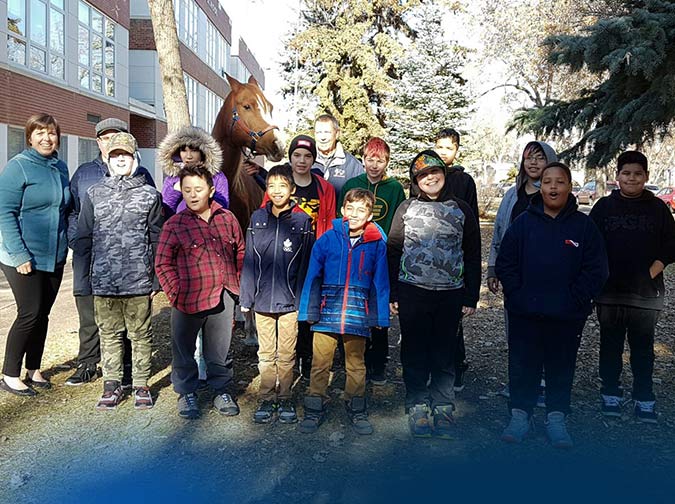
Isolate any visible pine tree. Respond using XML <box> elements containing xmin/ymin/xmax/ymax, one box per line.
<box><xmin>511</xmin><ymin>0</ymin><xmax>675</xmax><ymax>167</ymax></box>
<box><xmin>385</xmin><ymin>2</ymin><xmax>471</xmax><ymax>174</ymax></box>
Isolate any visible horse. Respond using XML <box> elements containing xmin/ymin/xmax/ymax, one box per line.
<box><xmin>211</xmin><ymin>74</ymin><xmax>285</xmax><ymax>233</ymax></box>
<box><xmin>212</xmin><ymin>75</ymin><xmax>285</xmax><ymax>345</ymax></box>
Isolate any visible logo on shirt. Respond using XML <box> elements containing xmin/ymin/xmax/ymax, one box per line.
<box><xmin>283</xmin><ymin>238</ymin><xmax>293</xmax><ymax>252</ymax></box>
<box><xmin>564</xmin><ymin>239</ymin><xmax>579</xmax><ymax>248</ymax></box>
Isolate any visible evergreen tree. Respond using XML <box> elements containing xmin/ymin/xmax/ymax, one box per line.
<box><xmin>511</xmin><ymin>0</ymin><xmax>675</xmax><ymax>167</ymax></box>
<box><xmin>385</xmin><ymin>2</ymin><xmax>471</xmax><ymax>174</ymax></box>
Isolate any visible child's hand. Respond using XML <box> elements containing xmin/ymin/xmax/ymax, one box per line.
<box><xmin>462</xmin><ymin>306</ymin><xmax>476</xmax><ymax>316</ymax></box>
<box><xmin>240</xmin><ymin>306</ymin><xmax>250</xmax><ymax>313</ymax></box>
<box><xmin>487</xmin><ymin>277</ymin><xmax>500</xmax><ymax>294</ymax></box>
<box><xmin>389</xmin><ymin>302</ymin><xmax>399</xmax><ymax>315</ymax></box>
<box><xmin>649</xmin><ymin>260</ymin><xmax>665</xmax><ymax>279</ymax></box>
<box><xmin>243</xmin><ymin>160</ymin><xmax>261</xmax><ymax>176</ymax></box>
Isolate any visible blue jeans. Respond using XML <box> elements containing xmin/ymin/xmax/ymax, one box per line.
<box><xmin>597</xmin><ymin>303</ymin><xmax>659</xmax><ymax>401</ymax></box>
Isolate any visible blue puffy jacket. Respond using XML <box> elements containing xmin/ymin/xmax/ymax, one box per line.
<box><xmin>496</xmin><ymin>193</ymin><xmax>608</xmax><ymax>321</ymax></box>
<box><xmin>299</xmin><ymin>218</ymin><xmax>390</xmax><ymax>337</ymax></box>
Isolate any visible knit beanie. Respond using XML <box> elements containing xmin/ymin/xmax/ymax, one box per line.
<box><xmin>288</xmin><ymin>135</ymin><xmax>317</xmax><ymax>161</ymax></box>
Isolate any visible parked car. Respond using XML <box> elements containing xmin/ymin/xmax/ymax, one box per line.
<box><xmin>656</xmin><ymin>186</ymin><xmax>675</xmax><ymax>212</ymax></box>
<box><xmin>571</xmin><ymin>183</ymin><xmax>581</xmax><ymax>197</ymax></box>
<box><xmin>645</xmin><ymin>184</ymin><xmax>660</xmax><ymax>194</ymax></box>
<box><xmin>577</xmin><ymin>180</ymin><xmax>619</xmax><ymax>206</ymax></box>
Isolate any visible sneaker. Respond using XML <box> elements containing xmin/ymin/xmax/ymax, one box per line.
<box><xmin>454</xmin><ymin>362</ymin><xmax>469</xmax><ymax>392</ymax></box>
<box><xmin>545</xmin><ymin>411</ymin><xmax>573</xmax><ymax>448</ymax></box>
<box><xmin>345</xmin><ymin>397</ymin><xmax>373</xmax><ymax>435</ymax></box>
<box><xmin>133</xmin><ymin>386</ymin><xmax>153</xmax><ymax>410</ymax></box>
<box><xmin>95</xmin><ymin>380</ymin><xmax>123</xmax><ymax>411</ymax></box>
<box><xmin>369</xmin><ymin>368</ymin><xmax>387</xmax><ymax>386</ymax></box>
<box><xmin>65</xmin><ymin>362</ymin><xmax>98</xmax><ymax>386</ymax></box>
<box><xmin>297</xmin><ymin>396</ymin><xmax>326</xmax><ymax>433</ymax></box>
<box><xmin>408</xmin><ymin>404</ymin><xmax>432</xmax><ymax>438</ymax></box>
<box><xmin>278</xmin><ymin>399</ymin><xmax>298</xmax><ymax>424</ymax></box>
<box><xmin>178</xmin><ymin>392</ymin><xmax>200</xmax><ymax>419</ymax></box>
<box><xmin>501</xmin><ymin>408</ymin><xmax>533</xmax><ymax>443</ymax></box>
<box><xmin>213</xmin><ymin>392</ymin><xmax>240</xmax><ymax>416</ymax></box>
<box><xmin>634</xmin><ymin>400</ymin><xmax>658</xmax><ymax>424</ymax></box>
<box><xmin>601</xmin><ymin>394</ymin><xmax>623</xmax><ymax>417</ymax></box>
<box><xmin>432</xmin><ymin>404</ymin><xmax>455</xmax><ymax>439</ymax></box>
<box><xmin>254</xmin><ymin>400</ymin><xmax>277</xmax><ymax>424</ymax></box>
<box><xmin>121</xmin><ymin>364</ymin><xmax>133</xmax><ymax>391</ymax></box>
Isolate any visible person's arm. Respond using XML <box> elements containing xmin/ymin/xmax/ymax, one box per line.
<box><xmin>368</xmin><ymin>239</ymin><xmax>391</xmax><ymax>327</ymax></box>
<box><xmin>487</xmin><ymin>189</ymin><xmax>513</xmax><ymax>292</ymax></box>
<box><xmin>654</xmin><ymin>201</ymin><xmax>675</xmax><ymax>274</ymax></box>
<box><xmin>67</xmin><ymin>171</ymin><xmax>81</xmax><ymax>248</ymax></box>
<box><xmin>467</xmin><ymin>176</ymin><xmax>480</xmax><ymax>225</ymax></box>
<box><xmin>0</xmin><ymin>159</ymin><xmax>31</xmax><ymax>268</ymax></box>
<box><xmin>213</xmin><ymin>172</ymin><xmax>230</xmax><ymax>209</ymax></box>
<box><xmin>147</xmin><ymin>193</ymin><xmax>165</xmax><ymax>293</ymax></box>
<box><xmin>298</xmin><ymin>237</ymin><xmax>326</xmax><ymax>323</ymax></box>
<box><xmin>161</xmin><ymin>176</ymin><xmax>182</xmax><ymax>215</ymax></box>
<box><xmin>386</xmin><ymin>201</ymin><xmax>408</xmax><ymax>311</ymax></box>
<box><xmin>72</xmin><ymin>192</ymin><xmax>95</xmax><ymax>296</ymax></box>
<box><xmin>154</xmin><ymin>222</ymin><xmax>181</xmax><ymax>305</ymax></box>
<box><xmin>569</xmin><ymin>219</ymin><xmax>609</xmax><ymax>306</ymax></box>
<box><xmin>494</xmin><ymin>224</ymin><xmax>522</xmax><ymax>297</ymax></box>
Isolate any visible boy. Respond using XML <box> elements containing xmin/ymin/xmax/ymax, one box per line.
<box><xmin>297</xmin><ymin>189</ymin><xmax>390</xmax><ymax>435</ymax></box>
<box><xmin>590</xmin><ymin>151</ymin><xmax>675</xmax><ymax>423</ymax></box>
<box><xmin>434</xmin><ymin>128</ymin><xmax>479</xmax><ymax>392</ymax></box>
<box><xmin>73</xmin><ymin>133</ymin><xmax>163</xmax><ymax>410</ymax></box>
<box><xmin>155</xmin><ymin>165</ymin><xmax>245</xmax><ymax>419</ymax></box>
<box><xmin>388</xmin><ymin>150</ymin><xmax>481</xmax><ymax>439</ymax></box>
<box><xmin>338</xmin><ymin>137</ymin><xmax>405</xmax><ymax>385</ymax></box>
<box><xmin>240</xmin><ymin>165</ymin><xmax>314</xmax><ymax>424</ymax></box>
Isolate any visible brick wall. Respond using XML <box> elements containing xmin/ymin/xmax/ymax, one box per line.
<box><xmin>0</xmin><ymin>69</ymin><xmax>129</xmax><ymax>138</ymax></box>
<box><xmin>130</xmin><ymin>115</ymin><xmax>167</xmax><ymax>148</ymax></box>
<box><xmin>89</xmin><ymin>0</ymin><xmax>131</xmax><ymax>29</ymax></box>
<box><xmin>129</xmin><ymin>19</ymin><xmax>156</xmax><ymax>50</ymax></box>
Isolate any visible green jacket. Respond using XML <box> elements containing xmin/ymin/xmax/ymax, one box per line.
<box><xmin>338</xmin><ymin>174</ymin><xmax>406</xmax><ymax>235</ymax></box>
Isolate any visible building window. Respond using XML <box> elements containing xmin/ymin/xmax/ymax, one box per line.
<box><xmin>204</xmin><ymin>88</ymin><xmax>223</xmax><ymax>132</ymax></box>
<box><xmin>78</xmin><ymin>137</ymin><xmax>98</xmax><ymax>164</ymax></box>
<box><xmin>184</xmin><ymin>73</ymin><xmax>198</xmax><ymax>126</ymax></box>
<box><xmin>6</xmin><ymin>0</ymin><xmax>66</xmax><ymax>80</ymax></box>
<box><xmin>58</xmin><ymin>134</ymin><xmax>68</xmax><ymax>163</ymax></box>
<box><xmin>7</xmin><ymin>126</ymin><xmax>25</xmax><ymax>159</ymax></box>
<box><xmin>175</xmin><ymin>0</ymin><xmax>197</xmax><ymax>53</ymax></box>
<box><xmin>78</xmin><ymin>1</ymin><xmax>116</xmax><ymax>97</ymax></box>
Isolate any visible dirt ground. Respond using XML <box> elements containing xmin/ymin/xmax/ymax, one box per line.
<box><xmin>1</xmin><ymin>225</ymin><xmax>675</xmax><ymax>503</ymax></box>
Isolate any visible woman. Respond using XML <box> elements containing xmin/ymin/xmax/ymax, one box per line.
<box><xmin>496</xmin><ymin>162</ymin><xmax>608</xmax><ymax>447</ymax></box>
<box><xmin>0</xmin><ymin>113</ymin><xmax>70</xmax><ymax>396</ymax></box>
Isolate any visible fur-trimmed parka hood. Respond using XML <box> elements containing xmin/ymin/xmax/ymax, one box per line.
<box><xmin>157</xmin><ymin>126</ymin><xmax>223</xmax><ymax>177</ymax></box>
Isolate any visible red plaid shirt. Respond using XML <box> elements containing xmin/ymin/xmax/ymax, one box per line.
<box><xmin>155</xmin><ymin>201</ymin><xmax>245</xmax><ymax>314</ymax></box>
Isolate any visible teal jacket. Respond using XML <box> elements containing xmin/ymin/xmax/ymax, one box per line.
<box><xmin>0</xmin><ymin>148</ymin><xmax>71</xmax><ymax>272</ymax></box>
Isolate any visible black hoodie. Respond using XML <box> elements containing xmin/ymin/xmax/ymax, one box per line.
<box><xmin>590</xmin><ymin>189</ymin><xmax>675</xmax><ymax>310</ymax></box>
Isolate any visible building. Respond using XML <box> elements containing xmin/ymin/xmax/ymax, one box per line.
<box><xmin>0</xmin><ymin>0</ymin><xmax>265</xmax><ymax>182</ymax></box>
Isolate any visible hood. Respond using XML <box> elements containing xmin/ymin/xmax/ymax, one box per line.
<box><xmin>332</xmin><ymin>217</ymin><xmax>385</xmax><ymax>244</ymax></box>
<box><xmin>408</xmin><ymin>150</ymin><xmax>455</xmax><ymax>202</ymax></box>
<box><xmin>157</xmin><ymin>126</ymin><xmax>223</xmax><ymax>177</ymax></box>
<box><xmin>527</xmin><ymin>191</ymin><xmax>578</xmax><ymax>220</ymax></box>
<box><xmin>516</xmin><ymin>141</ymin><xmax>558</xmax><ymax>190</ymax></box>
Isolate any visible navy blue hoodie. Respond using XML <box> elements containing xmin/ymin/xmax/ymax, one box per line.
<box><xmin>496</xmin><ymin>193</ymin><xmax>608</xmax><ymax>321</ymax></box>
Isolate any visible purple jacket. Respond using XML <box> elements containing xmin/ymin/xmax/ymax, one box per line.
<box><xmin>161</xmin><ymin>171</ymin><xmax>229</xmax><ymax>215</ymax></box>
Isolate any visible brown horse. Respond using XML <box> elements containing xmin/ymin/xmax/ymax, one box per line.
<box><xmin>212</xmin><ymin>75</ymin><xmax>285</xmax><ymax>232</ymax></box>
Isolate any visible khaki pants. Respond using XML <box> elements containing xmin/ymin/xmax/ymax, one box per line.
<box><xmin>309</xmin><ymin>332</ymin><xmax>366</xmax><ymax>401</ymax></box>
<box><xmin>255</xmin><ymin>311</ymin><xmax>298</xmax><ymax>400</ymax></box>
<box><xmin>94</xmin><ymin>295</ymin><xmax>152</xmax><ymax>387</ymax></box>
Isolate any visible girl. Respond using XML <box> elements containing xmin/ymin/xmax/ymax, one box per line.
<box><xmin>496</xmin><ymin>162</ymin><xmax>608</xmax><ymax>447</ymax></box>
<box><xmin>240</xmin><ymin>165</ymin><xmax>314</xmax><ymax>424</ymax></box>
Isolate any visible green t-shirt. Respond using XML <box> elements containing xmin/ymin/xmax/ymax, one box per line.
<box><xmin>338</xmin><ymin>174</ymin><xmax>406</xmax><ymax>235</ymax></box>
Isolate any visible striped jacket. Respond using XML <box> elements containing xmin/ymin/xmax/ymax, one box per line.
<box><xmin>298</xmin><ymin>218</ymin><xmax>390</xmax><ymax>338</ymax></box>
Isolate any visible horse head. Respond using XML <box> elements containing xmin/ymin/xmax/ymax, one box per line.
<box><xmin>214</xmin><ymin>75</ymin><xmax>285</xmax><ymax>163</ymax></box>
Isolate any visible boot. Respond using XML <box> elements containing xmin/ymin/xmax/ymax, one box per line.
<box><xmin>297</xmin><ymin>396</ymin><xmax>326</xmax><ymax>434</ymax></box>
<box><xmin>345</xmin><ymin>397</ymin><xmax>373</xmax><ymax>435</ymax></box>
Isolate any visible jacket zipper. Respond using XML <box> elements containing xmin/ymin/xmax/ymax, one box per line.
<box><xmin>270</xmin><ymin>217</ymin><xmax>279</xmax><ymax>312</ymax></box>
<box><xmin>340</xmin><ymin>235</ymin><xmax>353</xmax><ymax>333</ymax></box>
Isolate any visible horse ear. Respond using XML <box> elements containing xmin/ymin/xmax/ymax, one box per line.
<box><xmin>248</xmin><ymin>75</ymin><xmax>260</xmax><ymax>88</ymax></box>
<box><xmin>226</xmin><ymin>74</ymin><xmax>242</xmax><ymax>92</ymax></box>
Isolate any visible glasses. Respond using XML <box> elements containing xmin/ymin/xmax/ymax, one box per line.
<box><xmin>525</xmin><ymin>156</ymin><xmax>546</xmax><ymax>162</ymax></box>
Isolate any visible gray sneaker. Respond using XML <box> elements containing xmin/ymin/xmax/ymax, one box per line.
<box><xmin>213</xmin><ymin>392</ymin><xmax>240</xmax><ymax>416</ymax></box>
<box><xmin>545</xmin><ymin>411</ymin><xmax>573</xmax><ymax>448</ymax></box>
<box><xmin>501</xmin><ymin>408</ymin><xmax>533</xmax><ymax>443</ymax></box>
<box><xmin>178</xmin><ymin>392</ymin><xmax>200</xmax><ymax>419</ymax></box>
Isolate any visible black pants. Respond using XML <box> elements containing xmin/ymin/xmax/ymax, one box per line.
<box><xmin>1</xmin><ymin>263</ymin><xmax>63</xmax><ymax>377</ymax></box>
<box><xmin>296</xmin><ymin>320</ymin><xmax>313</xmax><ymax>361</ymax></box>
<box><xmin>365</xmin><ymin>326</ymin><xmax>389</xmax><ymax>373</ymax></box>
<box><xmin>74</xmin><ymin>294</ymin><xmax>131</xmax><ymax>367</ymax></box>
<box><xmin>398</xmin><ymin>284</ymin><xmax>463</xmax><ymax>410</ymax></box>
<box><xmin>455</xmin><ymin>321</ymin><xmax>466</xmax><ymax>368</ymax></box>
<box><xmin>171</xmin><ymin>290</ymin><xmax>235</xmax><ymax>395</ymax></box>
<box><xmin>508</xmin><ymin>312</ymin><xmax>584</xmax><ymax>416</ymax></box>
<box><xmin>597</xmin><ymin>304</ymin><xmax>659</xmax><ymax>402</ymax></box>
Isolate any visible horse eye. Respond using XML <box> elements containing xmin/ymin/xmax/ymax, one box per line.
<box><xmin>243</xmin><ymin>104</ymin><xmax>252</xmax><ymax>110</ymax></box>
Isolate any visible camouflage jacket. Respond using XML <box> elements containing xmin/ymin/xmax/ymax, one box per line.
<box><xmin>73</xmin><ymin>174</ymin><xmax>163</xmax><ymax>296</ymax></box>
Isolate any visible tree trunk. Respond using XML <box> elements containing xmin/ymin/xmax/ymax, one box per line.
<box><xmin>148</xmin><ymin>0</ymin><xmax>190</xmax><ymax>131</ymax></box>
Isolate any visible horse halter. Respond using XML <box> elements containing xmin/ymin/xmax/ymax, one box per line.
<box><xmin>230</xmin><ymin>105</ymin><xmax>278</xmax><ymax>156</ymax></box>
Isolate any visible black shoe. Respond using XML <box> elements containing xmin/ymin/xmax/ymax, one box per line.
<box><xmin>369</xmin><ymin>368</ymin><xmax>387</xmax><ymax>386</ymax></box>
<box><xmin>254</xmin><ymin>400</ymin><xmax>277</xmax><ymax>424</ymax></box>
<box><xmin>278</xmin><ymin>399</ymin><xmax>298</xmax><ymax>424</ymax></box>
<box><xmin>346</xmin><ymin>397</ymin><xmax>373</xmax><ymax>435</ymax></box>
<box><xmin>65</xmin><ymin>363</ymin><xmax>98</xmax><ymax>386</ymax></box>
<box><xmin>24</xmin><ymin>376</ymin><xmax>52</xmax><ymax>389</ymax></box>
<box><xmin>454</xmin><ymin>362</ymin><xmax>469</xmax><ymax>392</ymax></box>
<box><xmin>0</xmin><ymin>379</ymin><xmax>37</xmax><ymax>397</ymax></box>
<box><xmin>121</xmin><ymin>364</ymin><xmax>133</xmax><ymax>391</ymax></box>
<box><xmin>297</xmin><ymin>396</ymin><xmax>326</xmax><ymax>433</ymax></box>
